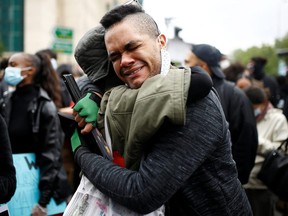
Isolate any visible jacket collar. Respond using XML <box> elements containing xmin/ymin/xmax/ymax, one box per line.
<box><xmin>38</xmin><ymin>87</ymin><xmax>51</xmax><ymax>101</ymax></box>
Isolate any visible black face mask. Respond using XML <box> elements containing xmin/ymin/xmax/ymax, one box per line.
<box><xmin>252</xmin><ymin>63</ymin><xmax>264</xmax><ymax>80</ymax></box>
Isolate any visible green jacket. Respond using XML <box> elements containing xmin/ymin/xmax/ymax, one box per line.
<box><xmin>98</xmin><ymin>67</ymin><xmax>191</xmax><ymax>169</ymax></box>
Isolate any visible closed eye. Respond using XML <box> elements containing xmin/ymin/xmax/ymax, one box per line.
<box><xmin>109</xmin><ymin>52</ymin><xmax>121</xmax><ymax>63</ymax></box>
<box><xmin>125</xmin><ymin>41</ymin><xmax>141</xmax><ymax>52</ymax></box>
<box><xmin>109</xmin><ymin>41</ymin><xmax>142</xmax><ymax>63</ymax></box>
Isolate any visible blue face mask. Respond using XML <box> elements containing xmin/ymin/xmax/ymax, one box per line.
<box><xmin>254</xmin><ymin>108</ymin><xmax>261</xmax><ymax>117</ymax></box>
<box><xmin>4</xmin><ymin>67</ymin><xmax>30</xmax><ymax>86</ymax></box>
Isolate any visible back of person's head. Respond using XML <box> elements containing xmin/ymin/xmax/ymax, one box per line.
<box><xmin>100</xmin><ymin>3</ymin><xmax>160</xmax><ymax>39</ymax></box>
<box><xmin>36</xmin><ymin>49</ymin><xmax>58</xmax><ymax>70</ymax></box>
<box><xmin>244</xmin><ymin>86</ymin><xmax>271</xmax><ymax>121</ymax></box>
<box><xmin>223</xmin><ymin>62</ymin><xmax>245</xmax><ymax>83</ymax></box>
<box><xmin>244</xmin><ymin>86</ymin><xmax>268</xmax><ymax>105</ymax></box>
<box><xmin>74</xmin><ymin>25</ymin><xmax>124</xmax><ymax>91</ymax></box>
<box><xmin>191</xmin><ymin>44</ymin><xmax>225</xmax><ymax>79</ymax></box>
<box><xmin>236</xmin><ymin>77</ymin><xmax>253</xmax><ymax>90</ymax></box>
<box><xmin>57</xmin><ymin>63</ymin><xmax>72</xmax><ymax>77</ymax></box>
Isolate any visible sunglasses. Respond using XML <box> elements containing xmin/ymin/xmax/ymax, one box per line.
<box><xmin>124</xmin><ymin>0</ymin><xmax>142</xmax><ymax>7</ymax></box>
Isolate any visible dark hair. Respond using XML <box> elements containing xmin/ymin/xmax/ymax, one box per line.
<box><xmin>223</xmin><ymin>62</ymin><xmax>245</xmax><ymax>82</ymax></box>
<box><xmin>0</xmin><ymin>58</ymin><xmax>9</xmax><ymax>70</ymax></box>
<box><xmin>37</xmin><ymin>48</ymin><xmax>57</xmax><ymax>60</ymax></box>
<box><xmin>100</xmin><ymin>4</ymin><xmax>160</xmax><ymax>38</ymax></box>
<box><xmin>28</xmin><ymin>52</ymin><xmax>62</xmax><ymax>109</ymax></box>
<box><xmin>244</xmin><ymin>86</ymin><xmax>267</xmax><ymax>104</ymax></box>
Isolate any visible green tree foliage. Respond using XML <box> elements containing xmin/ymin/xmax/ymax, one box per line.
<box><xmin>275</xmin><ymin>33</ymin><xmax>288</xmax><ymax>65</ymax></box>
<box><xmin>232</xmin><ymin>33</ymin><xmax>288</xmax><ymax>76</ymax></box>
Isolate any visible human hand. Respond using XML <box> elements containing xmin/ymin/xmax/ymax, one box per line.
<box><xmin>73</xmin><ymin>92</ymin><xmax>101</xmax><ymax>134</ymax></box>
<box><xmin>31</xmin><ymin>204</ymin><xmax>47</xmax><ymax>216</ymax></box>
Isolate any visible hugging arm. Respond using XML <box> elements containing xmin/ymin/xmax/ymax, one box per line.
<box><xmin>74</xmin><ymin>94</ymin><xmax>221</xmax><ymax>214</ymax></box>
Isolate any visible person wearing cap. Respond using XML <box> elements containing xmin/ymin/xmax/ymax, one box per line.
<box><xmin>67</xmin><ymin>3</ymin><xmax>253</xmax><ymax>215</ymax></box>
<box><xmin>185</xmin><ymin>44</ymin><xmax>259</xmax><ymax>185</ymax></box>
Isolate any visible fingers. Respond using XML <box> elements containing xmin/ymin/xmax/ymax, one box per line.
<box><xmin>72</xmin><ymin>109</ymin><xmax>79</xmax><ymax>116</ymax></box>
<box><xmin>81</xmin><ymin>123</ymin><xmax>94</xmax><ymax>134</ymax></box>
<box><xmin>74</xmin><ymin>113</ymin><xmax>86</xmax><ymax>127</ymax></box>
<box><xmin>73</xmin><ymin>112</ymin><xmax>95</xmax><ymax>134</ymax></box>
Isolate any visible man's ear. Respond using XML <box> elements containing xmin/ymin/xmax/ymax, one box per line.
<box><xmin>201</xmin><ymin>62</ymin><xmax>213</xmax><ymax>76</ymax></box>
<box><xmin>158</xmin><ymin>34</ymin><xmax>167</xmax><ymax>48</ymax></box>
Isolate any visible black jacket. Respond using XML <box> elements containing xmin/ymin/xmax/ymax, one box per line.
<box><xmin>212</xmin><ymin>77</ymin><xmax>258</xmax><ymax>184</ymax></box>
<box><xmin>0</xmin><ymin>87</ymin><xmax>70</xmax><ymax>206</ymax></box>
<box><xmin>0</xmin><ymin>114</ymin><xmax>16</xmax><ymax>204</ymax></box>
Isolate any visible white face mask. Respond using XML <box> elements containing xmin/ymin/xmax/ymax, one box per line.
<box><xmin>50</xmin><ymin>58</ymin><xmax>58</xmax><ymax>70</ymax></box>
<box><xmin>160</xmin><ymin>48</ymin><xmax>171</xmax><ymax>76</ymax></box>
<box><xmin>254</xmin><ymin>108</ymin><xmax>261</xmax><ymax>117</ymax></box>
<box><xmin>4</xmin><ymin>67</ymin><xmax>30</xmax><ymax>86</ymax></box>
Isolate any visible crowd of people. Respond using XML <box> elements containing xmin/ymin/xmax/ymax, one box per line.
<box><xmin>1</xmin><ymin>1</ymin><xmax>288</xmax><ymax>216</ymax></box>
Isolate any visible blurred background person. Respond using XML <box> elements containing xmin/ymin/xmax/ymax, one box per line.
<box><xmin>0</xmin><ymin>70</ymin><xmax>16</xmax><ymax>204</ymax></box>
<box><xmin>0</xmin><ymin>52</ymin><xmax>71</xmax><ymax>216</ymax></box>
<box><xmin>247</xmin><ymin>56</ymin><xmax>281</xmax><ymax>108</ymax></box>
<box><xmin>0</xmin><ymin>58</ymin><xmax>9</xmax><ymax>98</ymax></box>
<box><xmin>36</xmin><ymin>49</ymin><xmax>77</xmax><ymax>193</ymax></box>
<box><xmin>184</xmin><ymin>43</ymin><xmax>258</xmax><ymax>185</ymax></box>
<box><xmin>56</xmin><ymin>63</ymin><xmax>73</xmax><ymax>108</ymax></box>
<box><xmin>223</xmin><ymin>61</ymin><xmax>246</xmax><ymax>83</ymax></box>
<box><xmin>36</xmin><ymin>49</ymin><xmax>72</xmax><ymax>109</ymax></box>
<box><xmin>36</xmin><ymin>48</ymin><xmax>58</xmax><ymax>71</ymax></box>
<box><xmin>243</xmin><ymin>85</ymin><xmax>288</xmax><ymax>216</ymax></box>
<box><xmin>236</xmin><ymin>76</ymin><xmax>253</xmax><ymax>90</ymax></box>
<box><xmin>222</xmin><ymin>61</ymin><xmax>255</xmax><ymax>90</ymax></box>
<box><xmin>276</xmin><ymin>75</ymin><xmax>288</xmax><ymax>121</ymax></box>
<box><xmin>71</xmin><ymin>64</ymin><xmax>84</xmax><ymax>81</ymax></box>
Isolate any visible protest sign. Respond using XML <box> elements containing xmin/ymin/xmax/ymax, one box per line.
<box><xmin>7</xmin><ymin>153</ymin><xmax>66</xmax><ymax>216</ymax></box>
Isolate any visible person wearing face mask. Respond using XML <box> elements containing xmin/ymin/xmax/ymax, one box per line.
<box><xmin>243</xmin><ymin>86</ymin><xmax>288</xmax><ymax>216</ymax></box>
<box><xmin>0</xmin><ymin>52</ymin><xmax>71</xmax><ymax>216</ymax></box>
<box><xmin>247</xmin><ymin>57</ymin><xmax>281</xmax><ymax>108</ymax></box>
